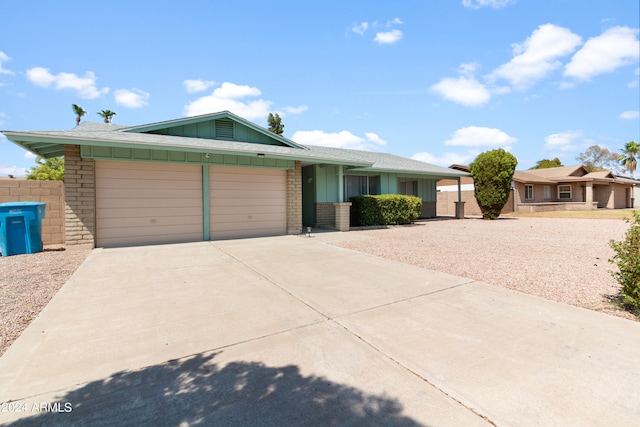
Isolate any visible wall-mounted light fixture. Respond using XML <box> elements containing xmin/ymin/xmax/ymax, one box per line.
<box><xmin>204</xmin><ymin>153</ymin><xmax>210</xmax><ymax>159</ymax></box>
<box><xmin>257</xmin><ymin>153</ymin><xmax>265</xmax><ymax>158</ymax></box>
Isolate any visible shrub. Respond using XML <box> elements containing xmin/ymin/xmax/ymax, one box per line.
<box><xmin>609</xmin><ymin>211</ymin><xmax>640</xmax><ymax>313</ymax></box>
<box><xmin>469</xmin><ymin>149</ymin><xmax>518</xmax><ymax>220</ymax></box>
<box><xmin>350</xmin><ymin>195</ymin><xmax>422</xmax><ymax>226</ymax></box>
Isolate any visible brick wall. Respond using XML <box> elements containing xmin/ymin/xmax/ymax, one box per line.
<box><xmin>64</xmin><ymin>145</ymin><xmax>96</xmax><ymax>247</ymax></box>
<box><xmin>315</xmin><ymin>202</ymin><xmax>335</xmax><ymax>229</ymax></box>
<box><xmin>286</xmin><ymin>161</ymin><xmax>302</xmax><ymax>235</ymax></box>
<box><xmin>0</xmin><ymin>179</ymin><xmax>65</xmax><ymax>245</ymax></box>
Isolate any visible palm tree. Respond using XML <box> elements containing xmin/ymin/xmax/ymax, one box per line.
<box><xmin>619</xmin><ymin>141</ymin><xmax>639</xmax><ymax>178</ymax></box>
<box><xmin>97</xmin><ymin>110</ymin><xmax>117</xmax><ymax>124</ymax></box>
<box><xmin>619</xmin><ymin>140</ymin><xmax>639</xmax><ymax>207</ymax></box>
<box><xmin>72</xmin><ymin>104</ymin><xmax>87</xmax><ymax>126</ymax></box>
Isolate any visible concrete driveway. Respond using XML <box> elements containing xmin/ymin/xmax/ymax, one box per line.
<box><xmin>1</xmin><ymin>233</ymin><xmax>639</xmax><ymax>426</ymax></box>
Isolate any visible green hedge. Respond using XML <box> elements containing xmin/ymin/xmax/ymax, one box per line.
<box><xmin>350</xmin><ymin>194</ymin><xmax>422</xmax><ymax>226</ymax></box>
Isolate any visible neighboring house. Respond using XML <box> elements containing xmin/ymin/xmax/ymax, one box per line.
<box><xmin>2</xmin><ymin>111</ymin><xmax>469</xmax><ymax>248</ymax></box>
<box><xmin>513</xmin><ymin>165</ymin><xmax>637</xmax><ymax>211</ymax></box>
<box><xmin>437</xmin><ymin>164</ymin><xmax>513</xmax><ymax>216</ymax></box>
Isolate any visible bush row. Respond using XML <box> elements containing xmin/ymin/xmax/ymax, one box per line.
<box><xmin>350</xmin><ymin>194</ymin><xmax>422</xmax><ymax>226</ymax></box>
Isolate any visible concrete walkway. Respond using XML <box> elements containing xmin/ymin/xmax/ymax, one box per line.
<box><xmin>1</xmin><ymin>233</ymin><xmax>639</xmax><ymax>426</ymax></box>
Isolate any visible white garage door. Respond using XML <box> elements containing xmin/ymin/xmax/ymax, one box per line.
<box><xmin>210</xmin><ymin>166</ymin><xmax>286</xmax><ymax>240</ymax></box>
<box><xmin>96</xmin><ymin>161</ymin><xmax>203</xmax><ymax>247</ymax></box>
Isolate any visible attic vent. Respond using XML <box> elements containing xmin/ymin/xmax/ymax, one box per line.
<box><xmin>215</xmin><ymin>119</ymin><xmax>234</xmax><ymax>140</ymax></box>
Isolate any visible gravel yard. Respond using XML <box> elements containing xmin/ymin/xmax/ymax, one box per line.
<box><xmin>0</xmin><ymin>247</ymin><xmax>91</xmax><ymax>356</ymax></box>
<box><xmin>333</xmin><ymin>217</ymin><xmax>637</xmax><ymax>321</ymax></box>
<box><xmin>0</xmin><ymin>216</ymin><xmax>635</xmax><ymax>357</ymax></box>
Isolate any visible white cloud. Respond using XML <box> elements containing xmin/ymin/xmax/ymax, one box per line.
<box><xmin>619</xmin><ymin>110</ymin><xmax>640</xmax><ymax>120</ymax></box>
<box><xmin>352</xmin><ymin>22</ymin><xmax>369</xmax><ymax>35</ymax></box>
<box><xmin>114</xmin><ymin>88</ymin><xmax>150</xmax><ymax>108</ymax></box>
<box><xmin>281</xmin><ymin>105</ymin><xmax>309</xmax><ymax>115</ymax></box>
<box><xmin>374</xmin><ymin>29</ymin><xmax>403</xmax><ymax>45</ymax></box>
<box><xmin>26</xmin><ymin>67</ymin><xmax>109</xmax><ymax>99</ymax></box>
<box><xmin>292</xmin><ymin>130</ymin><xmax>386</xmax><ymax>151</ymax></box>
<box><xmin>462</xmin><ymin>0</ymin><xmax>516</xmax><ymax>9</ymax></box>
<box><xmin>183</xmin><ymin>79</ymin><xmax>216</xmax><ymax>93</ymax></box>
<box><xmin>412</xmin><ymin>151</ymin><xmax>475</xmax><ymax>167</ymax></box>
<box><xmin>431</xmin><ymin>76</ymin><xmax>491</xmax><ymax>106</ymax></box>
<box><xmin>544</xmin><ymin>130</ymin><xmax>584</xmax><ymax>152</ymax></box>
<box><xmin>184</xmin><ymin>82</ymin><xmax>271</xmax><ymax>120</ymax></box>
<box><xmin>0</xmin><ymin>165</ymin><xmax>28</xmax><ymax>177</ymax></box>
<box><xmin>184</xmin><ymin>82</ymin><xmax>305</xmax><ymax>121</ymax></box>
<box><xmin>24</xmin><ymin>151</ymin><xmax>37</xmax><ymax>160</ymax></box>
<box><xmin>489</xmin><ymin>24</ymin><xmax>582</xmax><ymax>90</ymax></box>
<box><xmin>564</xmin><ymin>26</ymin><xmax>640</xmax><ymax>81</ymax></box>
<box><xmin>0</xmin><ymin>51</ymin><xmax>15</xmax><ymax>75</ymax></box>
<box><xmin>445</xmin><ymin>126</ymin><xmax>517</xmax><ymax>150</ymax></box>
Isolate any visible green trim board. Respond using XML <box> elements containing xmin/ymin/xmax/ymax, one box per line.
<box><xmin>80</xmin><ymin>145</ymin><xmax>294</xmax><ymax>169</ymax></box>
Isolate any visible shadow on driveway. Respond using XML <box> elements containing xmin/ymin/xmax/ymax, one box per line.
<box><xmin>5</xmin><ymin>351</ymin><xmax>423</xmax><ymax>427</ymax></box>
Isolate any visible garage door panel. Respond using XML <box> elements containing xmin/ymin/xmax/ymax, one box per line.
<box><xmin>210</xmin><ymin>166</ymin><xmax>286</xmax><ymax>240</ymax></box>
<box><xmin>96</xmin><ymin>161</ymin><xmax>203</xmax><ymax>247</ymax></box>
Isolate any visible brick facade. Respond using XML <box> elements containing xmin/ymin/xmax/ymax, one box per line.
<box><xmin>315</xmin><ymin>202</ymin><xmax>335</xmax><ymax>229</ymax></box>
<box><xmin>0</xmin><ymin>179</ymin><xmax>65</xmax><ymax>245</ymax></box>
<box><xmin>64</xmin><ymin>145</ymin><xmax>96</xmax><ymax>247</ymax></box>
<box><xmin>334</xmin><ymin>202</ymin><xmax>351</xmax><ymax>231</ymax></box>
<box><xmin>286</xmin><ymin>161</ymin><xmax>302</xmax><ymax>235</ymax></box>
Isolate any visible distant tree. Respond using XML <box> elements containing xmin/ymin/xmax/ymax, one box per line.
<box><xmin>267</xmin><ymin>113</ymin><xmax>284</xmax><ymax>135</ymax></box>
<box><xmin>97</xmin><ymin>110</ymin><xmax>117</xmax><ymax>124</ymax></box>
<box><xmin>72</xmin><ymin>104</ymin><xmax>87</xmax><ymax>126</ymax></box>
<box><xmin>469</xmin><ymin>148</ymin><xmax>518</xmax><ymax>220</ymax></box>
<box><xmin>619</xmin><ymin>140</ymin><xmax>639</xmax><ymax>178</ymax></box>
<box><xmin>27</xmin><ymin>156</ymin><xmax>64</xmax><ymax>180</ymax></box>
<box><xmin>575</xmin><ymin>145</ymin><xmax>619</xmax><ymax>172</ymax></box>
<box><xmin>530</xmin><ymin>157</ymin><xmax>563</xmax><ymax>169</ymax></box>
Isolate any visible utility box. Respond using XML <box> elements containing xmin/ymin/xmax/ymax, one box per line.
<box><xmin>0</xmin><ymin>202</ymin><xmax>46</xmax><ymax>256</ymax></box>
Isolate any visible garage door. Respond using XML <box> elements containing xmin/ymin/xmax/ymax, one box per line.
<box><xmin>210</xmin><ymin>166</ymin><xmax>286</xmax><ymax>240</ymax></box>
<box><xmin>96</xmin><ymin>161</ymin><xmax>203</xmax><ymax>247</ymax></box>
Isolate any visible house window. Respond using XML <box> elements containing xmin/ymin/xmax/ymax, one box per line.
<box><xmin>399</xmin><ymin>180</ymin><xmax>418</xmax><ymax>196</ymax></box>
<box><xmin>558</xmin><ymin>184</ymin><xmax>572</xmax><ymax>200</ymax></box>
<box><xmin>525</xmin><ymin>185</ymin><xmax>534</xmax><ymax>200</ymax></box>
<box><xmin>344</xmin><ymin>175</ymin><xmax>380</xmax><ymax>201</ymax></box>
<box><xmin>544</xmin><ymin>185</ymin><xmax>552</xmax><ymax>200</ymax></box>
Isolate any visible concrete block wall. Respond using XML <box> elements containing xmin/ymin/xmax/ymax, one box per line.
<box><xmin>0</xmin><ymin>179</ymin><xmax>65</xmax><ymax>245</ymax></box>
<box><xmin>64</xmin><ymin>145</ymin><xmax>96</xmax><ymax>247</ymax></box>
<box><xmin>286</xmin><ymin>161</ymin><xmax>302</xmax><ymax>235</ymax></box>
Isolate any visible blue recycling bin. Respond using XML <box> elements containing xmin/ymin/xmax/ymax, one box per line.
<box><xmin>0</xmin><ymin>202</ymin><xmax>46</xmax><ymax>256</ymax></box>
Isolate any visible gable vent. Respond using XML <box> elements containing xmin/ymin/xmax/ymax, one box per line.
<box><xmin>215</xmin><ymin>119</ymin><xmax>234</xmax><ymax>140</ymax></box>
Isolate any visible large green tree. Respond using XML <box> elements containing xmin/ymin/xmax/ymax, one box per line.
<box><xmin>27</xmin><ymin>156</ymin><xmax>64</xmax><ymax>180</ymax></box>
<box><xmin>530</xmin><ymin>157</ymin><xmax>563</xmax><ymax>169</ymax></box>
<box><xmin>72</xmin><ymin>104</ymin><xmax>87</xmax><ymax>126</ymax></box>
<box><xmin>97</xmin><ymin>110</ymin><xmax>117</xmax><ymax>123</ymax></box>
<box><xmin>576</xmin><ymin>145</ymin><xmax>619</xmax><ymax>172</ymax></box>
<box><xmin>469</xmin><ymin>148</ymin><xmax>518</xmax><ymax>220</ymax></box>
<box><xmin>267</xmin><ymin>113</ymin><xmax>284</xmax><ymax>135</ymax></box>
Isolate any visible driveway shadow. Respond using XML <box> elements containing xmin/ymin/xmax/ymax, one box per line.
<box><xmin>4</xmin><ymin>352</ymin><xmax>424</xmax><ymax>426</ymax></box>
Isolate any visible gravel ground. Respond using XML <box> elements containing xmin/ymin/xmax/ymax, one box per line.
<box><xmin>334</xmin><ymin>217</ymin><xmax>637</xmax><ymax>321</ymax></box>
<box><xmin>0</xmin><ymin>247</ymin><xmax>91</xmax><ymax>356</ymax></box>
<box><xmin>0</xmin><ymin>216</ymin><xmax>635</xmax><ymax>357</ymax></box>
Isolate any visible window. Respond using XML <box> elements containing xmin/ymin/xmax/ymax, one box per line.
<box><xmin>399</xmin><ymin>180</ymin><xmax>418</xmax><ymax>196</ymax></box>
<box><xmin>558</xmin><ymin>184</ymin><xmax>572</xmax><ymax>200</ymax></box>
<box><xmin>344</xmin><ymin>175</ymin><xmax>380</xmax><ymax>201</ymax></box>
<box><xmin>543</xmin><ymin>185</ymin><xmax>552</xmax><ymax>200</ymax></box>
<box><xmin>525</xmin><ymin>185</ymin><xmax>534</xmax><ymax>200</ymax></box>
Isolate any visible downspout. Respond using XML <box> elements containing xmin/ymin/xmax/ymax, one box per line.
<box><xmin>457</xmin><ymin>177</ymin><xmax>462</xmax><ymax>203</ymax></box>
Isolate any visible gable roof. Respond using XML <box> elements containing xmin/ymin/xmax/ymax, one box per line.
<box><xmin>2</xmin><ymin>111</ymin><xmax>469</xmax><ymax>178</ymax></box>
<box><xmin>523</xmin><ymin>165</ymin><xmax>588</xmax><ymax>178</ymax></box>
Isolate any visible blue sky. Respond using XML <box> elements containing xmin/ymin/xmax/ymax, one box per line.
<box><xmin>1</xmin><ymin>0</ymin><xmax>638</xmax><ymax>176</ymax></box>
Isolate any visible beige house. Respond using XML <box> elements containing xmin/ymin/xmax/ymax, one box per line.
<box><xmin>513</xmin><ymin>165</ymin><xmax>638</xmax><ymax>211</ymax></box>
